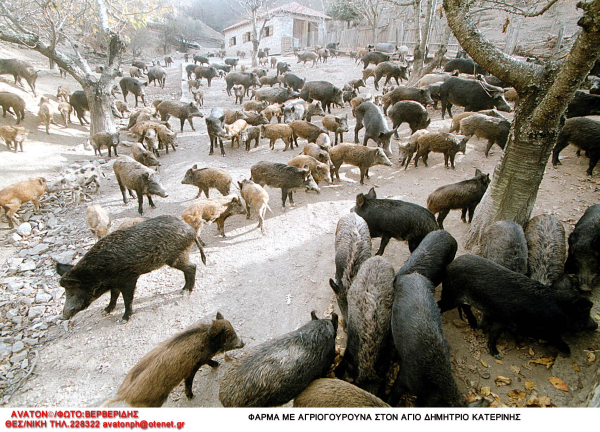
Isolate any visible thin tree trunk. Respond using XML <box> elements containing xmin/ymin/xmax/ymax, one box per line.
<box><xmin>84</xmin><ymin>85</ymin><xmax>117</xmax><ymax>136</ymax></box>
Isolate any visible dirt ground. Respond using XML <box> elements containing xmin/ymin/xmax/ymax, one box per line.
<box><xmin>1</xmin><ymin>46</ymin><xmax>599</xmax><ymax>408</ymax></box>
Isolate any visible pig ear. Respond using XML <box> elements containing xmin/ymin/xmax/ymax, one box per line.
<box><xmin>366</xmin><ymin>187</ymin><xmax>377</xmax><ymax>199</ymax></box>
<box><xmin>591</xmin><ymin>235</ymin><xmax>600</xmax><ymax>252</ymax></box>
<box><xmin>475</xmin><ymin>168</ymin><xmax>482</xmax><ymax>176</ymax></box>
<box><xmin>356</xmin><ymin>193</ymin><xmax>365</xmax><ymax>208</ymax></box>
<box><xmin>142</xmin><ymin>172</ymin><xmax>150</xmax><ymax>180</ymax></box>
<box><xmin>216</xmin><ymin>311</ymin><xmax>224</xmax><ymax>320</ymax></box>
<box><xmin>310</xmin><ymin>310</ymin><xmax>319</xmax><ymax>320</ymax></box>
<box><xmin>572</xmin><ymin>297</ymin><xmax>593</xmax><ymax>314</ymax></box>
<box><xmin>330</xmin><ymin>313</ymin><xmax>339</xmax><ymax>333</ymax></box>
<box><xmin>329</xmin><ymin>278</ymin><xmax>342</xmax><ymax>295</ymax></box>
<box><xmin>56</xmin><ymin>263</ymin><xmax>74</xmax><ymax>276</ymax></box>
<box><xmin>192</xmin><ymin>164</ymin><xmax>197</xmax><ymax>169</ymax></box>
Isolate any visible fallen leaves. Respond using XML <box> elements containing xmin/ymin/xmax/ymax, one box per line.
<box><xmin>480</xmin><ymin>386</ymin><xmax>491</xmax><ymax>396</ymax></box>
<box><xmin>494</xmin><ymin>376</ymin><xmax>512</xmax><ymax>387</ymax></box>
<box><xmin>508</xmin><ymin>389</ymin><xmax>526</xmax><ymax>401</ymax></box>
<box><xmin>526</xmin><ymin>395</ymin><xmax>554</xmax><ymax>407</ymax></box>
<box><xmin>525</xmin><ymin>381</ymin><xmax>536</xmax><ymax>392</ymax></box>
<box><xmin>587</xmin><ymin>352</ymin><xmax>596</xmax><ymax>363</ymax></box>
<box><xmin>529</xmin><ymin>356</ymin><xmax>555</xmax><ymax>369</ymax></box>
<box><xmin>548</xmin><ymin>377</ymin><xmax>569</xmax><ymax>392</ymax></box>
<box><xmin>573</xmin><ymin>363</ymin><xmax>580</xmax><ymax>372</ymax></box>
<box><xmin>480</xmin><ymin>359</ymin><xmax>488</xmax><ymax>368</ymax></box>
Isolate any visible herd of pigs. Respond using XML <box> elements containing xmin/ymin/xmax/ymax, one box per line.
<box><xmin>1</xmin><ymin>45</ymin><xmax>600</xmax><ymax>407</ymax></box>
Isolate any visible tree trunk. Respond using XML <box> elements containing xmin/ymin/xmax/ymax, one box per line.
<box><xmin>408</xmin><ymin>23</ymin><xmax>450</xmax><ymax>86</ymax></box>
<box><xmin>84</xmin><ymin>84</ymin><xmax>117</xmax><ymax>136</ymax></box>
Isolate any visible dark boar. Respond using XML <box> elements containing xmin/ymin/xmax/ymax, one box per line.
<box><xmin>193</xmin><ymin>55</ymin><xmax>209</xmax><ymax>65</ymax></box>
<box><xmin>157</xmin><ymin>100</ymin><xmax>203</xmax><ymax>132</ymax></box>
<box><xmin>565</xmin><ymin>204</ymin><xmax>600</xmax><ymax>292</ymax></box>
<box><xmin>282</xmin><ymin>73</ymin><xmax>304</xmax><ymax>91</ymax></box>
<box><xmin>329</xmin><ymin>143</ymin><xmax>392</xmax><ymax>185</ymax></box>
<box><xmin>566</xmin><ymin>91</ymin><xmax>600</xmax><ymax>118</ymax></box>
<box><xmin>147</xmin><ymin>66</ymin><xmax>166</xmax><ymax>88</ymax></box>
<box><xmin>414</xmin><ymin>132</ymin><xmax>468</xmax><ymax>169</ymax></box>
<box><xmin>439</xmin><ymin>77</ymin><xmax>511</xmax><ymax>119</ymax></box>
<box><xmin>119</xmin><ymin>77</ymin><xmax>147</xmax><ymax>108</ymax></box>
<box><xmin>329</xmin><ymin>212</ymin><xmax>372</xmax><ymax>325</ymax></box>
<box><xmin>219</xmin><ymin>312</ymin><xmax>338</xmax><ymax>407</ymax></box>
<box><xmin>373</xmin><ymin>62</ymin><xmax>408</xmax><ymax>90</ymax></box>
<box><xmin>206</xmin><ymin>108</ymin><xmax>228</xmax><ymax>156</ymax></box>
<box><xmin>131</xmin><ymin>61</ymin><xmax>147</xmax><ymax>72</ymax></box>
<box><xmin>225</xmin><ymin>58</ymin><xmax>239</xmax><ymax>70</ymax></box>
<box><xmin>0</xmin><ymin>177</ymin><xmax>47</xmax><ymax>228</ymax></box>
<box><xmin>322</xmin><ymin>114</ymin><xmax>349</xmax><ymax>145</ymax></box>
<box><xmin>391</xmin><ymin>273</ymin><xmax>464</xmax><ymax>407</ymax></box>
<box><xmin>525</xmin><ymin>214</ymin><xmax>568</xmax><ymax>286</ymax></box>
<box><xmin>305</xmin><ymin>100</ymin><xmax>326</xmax><ymax>122</ymax></box>
<box><xmin>242</xmin><ymin>110</ymin><xmax>269</xmax><ymax>126</ymax></box>
<box><xmin>444</xmin><ymin>58</ymin><xmax>486</xmax><ymax>75</ymax></box>
<box><xmin>361</xmin><ymin>51</ymin><xmax>390</xmax><ymax>69</ymax></box>
<box><xmin>181</xmin><ymin>165</ymin><xmax>232</xmax><ymax>199</ymax></box>
<box><xmin>181</xmin><ymin>195</ymin><xmax>246</xmax><ymax>243</ymax></box>
<box><xmin>460</xmin><ymin>114</ymin><xmax>511</xmax><ymax>157</ymax></box>
<box><xmin>299</xmin><ymin>81</ymin><xmax>343</xmax><ymax>114</ymax></box>
<box><xmin>89</xmin><ymin>131</ymin><xmax>120</xmax><ymax>158</ymax></box>
<box><xmin>354</xmin><ymin>102</ymin><xmax>396</xmax><ymax>158</ymax></box>
<box><xmin>352</xmin><ymin>187</ymin><xmax>438</xmax><ymax>255</ymax></box>
<box><xmin>426</xmin><ymin>168</ymin><xmax>490</xmax><ymax>228</ymax></box>
<box><xmin>226</xmin><ymin>72</ymin><xmax>261</xmax><ymax>97</ymax></box>
<box><xmin>294</xmin><ymin>379</ymin><xmax>389</xmax><ymax>407</ymax></box>
<box><xmin>194</xmin><ymin>66</ymin><xmax>218</xmax><ymax>87</ymax></box>
<box><xmin>480</xmin><ymin>221</ymin><xmax>528</xmax><ymax>274</ymax></box>
<box><xmin>164</xmin><ymin>56</ymin><xmax>173</xmax><ymax>67</ymax></box>
<box><xmin>113</xmin><ymin>156</ymin><xmax>168</xmax><ymax>215</ymax></box>
<box><xmin>398</xmin><ymin>130</ymin><xmax>428</xmax><ymax>169</ymax></box>
<box><xmin>345</xmin><ymin>256</ymin><xmax>395</xmax><ymax>395</ymax></box>
<box><xmin>0</xmin><ymin>92</ymin><xmax>25</xmax><ymax>125</ymax></box>
<box><xmin>131</xmin><ymin>142</ymin><xmax>160</xmax><ymax>167</ymax></box>
<box><xmin>382</xmin><ymin>86</ymin><xmax>434</xmax><ymax>114</ymax></box>
<box><xmin>56</xmin><ymin>215</ymin><xmax>205</xmax><ymax>322</ymax></box>
<box><xmin>552</xmin><ymin>117</ymin><xmax>600</xmax><ymax>176</ymax></box>
<box><xmin>101</xmin><ymin>313</ymin><xmax>243</xmax><ymax>407</ymax></box>
<box><xmin>395</xmin><ymin>230</ymin><xmax>458</xmax><ymax>287</ymax></box>
<box><xmin>251</xmin><ymin>161</ymin><xmax>320</xmax><ymax>208</ymax></box>
<box><xmin>439</xmin><ymin>254</ymin><xmax>598</xmax><ymax>357</ymax></box>
<box><xmin>388</xmin><ymin>101</ymin><xmax>430</xmax><ymax>137</ymax></box>
<box><xmin>0</xmin><ymin>59</ymin><xmax>38</xmax><ymax>96</ymax></box>
<box><xmin>185</xmin><ymin>64</ymin><xmax>197</xmax><ymax>80</ymax></box>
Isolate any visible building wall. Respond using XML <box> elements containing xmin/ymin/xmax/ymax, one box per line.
<box><xmin>224</xmin><ymin>15</ymin><xmax>326</xmax><ymax>57</ymax></box>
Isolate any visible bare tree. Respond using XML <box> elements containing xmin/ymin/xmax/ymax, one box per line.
<box><xmin>0</xmin><ymin>0</ymin><xmax>167</xmax><ymax>135</ymax></box>
<box><xmin>441</xmin><ymin>0</ymin><xmax>600</xmax><ymax>249</ymax></box>
<box><xmin>238</xmin><ymin>0</ymin><xmax>274</xmax><ymax>67</ymax></box>
<box><xmin>347</xmin><ymin>0</ymin><xmax>391</xmax><ymax>44</ymax></box>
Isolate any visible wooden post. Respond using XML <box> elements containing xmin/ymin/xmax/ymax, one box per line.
<box><xmin>555</xmin><ymin>25</ymin><xmax>565</xmax><ymax>54</ymax></box>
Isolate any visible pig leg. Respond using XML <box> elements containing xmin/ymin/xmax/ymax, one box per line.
<box><xmin>171</xmin><ymin>257</ymin><xmax>196</xmax><ymax>292</ymax></box>
<box><xmin>116</xmin><ymin>177</ymin><xmax>129</xmax><ymax>204</ymax></box>
<box><xmin>437</xmin><ymin>209</ymin><xmax>450</xmax><ymax>229</ymax></box>
<box><xmin>179</xmin><ymin>117</ymin><xmax>186</xmax><ymax>132</ymax></box>
<box><xmin>147</xmin><ymin>195</ymin><xmax>156</xmax><ymax>209</ymax></box>
<box><xmin>119</xmin><ymin>283</ymin><xmax>137</xmax><ymax>322</ymax></box>
<box><xmin>375</xmin><ymin>235</ymin><xmax>391</xmax><ymax>255</ymax></box>
<box><xmin>487</xmin><ymin>321</ymin><xmax>506</xmax><ymax>359</ymax></box>
<box><xmin>443</xmin><ymin>153</ymin><xmax>449</xmax><ymax>168</ymax></box>
<box><xmin>281</xmin><ymin>188</ymin><xmax>289</xmax><ymax>208</ymax></box>
<box><xmin>460</xmin><ymin>208</ymin><xmax>468</xmax><ymax>223</ymax></box>
<box><xmin>219</xmin><ymin>138</ymin><xmax>225</xmax><ymax>157</ymax></box>
<box><xmin>289</xmin><ymin>191</ymin><xmax>295</xmax><ymax>207</ymax></box>
<box><xmin>484</xmin><ymin>140</ymin><xmax>495</xmax><ymax>157</ymax></box>
<box><xmin>586</xmin><ymin>151</ymin><xmax>599</xmax><ymax>176</ymax></box>
<box><xmin>136</xmin><ymin>192</ymin><xmax>145</xmax><ymax>215</ymax></box>
<box><xmin>467</xmin><ymin>205</ymin><xmax>477</xmax><ymax>223</ymax></box>
<box><xmin>354</xmin><ymin>122</ymin><xmax>363</xmax><ymax>144</ymax></box>
<box><xmin>359</xmin><ymin>168</ymin><xmax>367</xmax><ymax>185</ymax></box>
<box><xmin>104</xmin><ymin>288</ymin><xmax>121</xmax><ymax>314</ymax></box>
<box><xmin>548</xmin><ymin>335</ymin><xmax>570</xmax><ymax>355</ymax></box>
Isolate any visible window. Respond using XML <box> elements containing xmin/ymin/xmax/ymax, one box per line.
<box><xmin>262</xmin><ymin>26</ymin><xmax>273</xmax><ymax>38</ymax></box>
<box><xmin>243</xmin><ymin>32</ymin><xmax>251</xmax><ymax>43</ymax></box>
<box><xmin>229</xmin><ymin>36</ymin><xmax>236</xmax><ymax>46</ymax></box>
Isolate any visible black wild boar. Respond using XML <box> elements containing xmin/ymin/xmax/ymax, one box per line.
<box><xmin>373</xmin><ymin>62</ymin><xmax>409</xmax><ymax>90</ymax></box>
<box><xmin>439</xmin><ymin>77</ymin><xmax>512</xmax><ymax>119</ymax></box>
<box><xmin>395</xmin><ymin>230</ymin><xmax>458</xmax><ymax>287</ymax></box>
<box><xmin>195</xmin><ymin>66</ymin><xmax>218</xmax><ymax>87</ymax></box>
<box><xmin>100</xmin><ymin>313</ymin><xmax>243</xmax><ymax>407</ymax></box>
<box><xmin>282</xmin><ymin>73</ymin><xmax>304</xmax><ymax>91</ymax></box>
<box><xmin>225</xmin><ymin>58</ymin><xmax>239</xmax><ymax>70</ymax></box>
<box><xmin>219</xmin><ymin>312</ymin><xmax>338</xmax><ymax>407</ymax></box>
<box><xmin>185</xmin><ymin>64</ymin><xmax>197</xmax><ymax>80</ymax></box>
<box><xmin>329</xmin><ymin>213</ymin><xmax>372</xmax><ymax>324</ymax></box>
<box><xmin>206</xmin><ymin>108</ymin><xmax>228</xmax><ymax>156</ymax></box>
<box><xmin>89</xmin><ymin>131</ymin><xmax>120</xmax><ymax>158</ymax></box>
<box><xmin>552</xmin><ymin>117</ymin><xmax>600</xmax><ymax>176</ymax></box>
<box><xmin>131</xmin><ymin>142</ymin><xmax>160</xmax><ymax>167</ymax></box>
<box><xmin>294</xmin><ymin>379</ymin><xmax>390</xmax><ymax>407</ymax></box>
<box><xmin>566</xmin><ymin>91</ymin><xmax>600</xmax><ymax>118</ymax></box>
<box><xmin>460</xmin><ymin>114</ymin><xmax>511</xmax><ymax>157</ymax></box>
<box><xmin>329</xmin><ymin>143</ymin><xmax>392</xmax><ymax>185</ymax></box>
<box><xmin>352</xmin><ymin>187</ymin><xmax>439</xmax><ymax>255</ymax></box>
<box><xmin>391</xmin><ymin>273</ymin><xmax>464</xmax><ymax>407</ymax></box>
<box><xmin>382</xmin><ymin>86</ymin><xmax>434</xmax><ymax>115</ymax></box>
<box><xmin>299</xmin><ymin>81</ymin><xmax>344</xmax><ymax>114</ymax></box>
<box><xmin>181</xmin><ymin>195</ymin><xmax>247</xmax><ymax>243</ymax></box>
<box><xmin>565</xmin><ymin>204</ymin><xmax>600</xmax><ymax>292</ymax></box>
<box><xmin>0</xmin><ymin>92</ymin><xmax>26</xmax><ymax>125</ymax></box>
<box><xmin>56</xmin><ymin>216</ymin><xmax>205</xmax><ymax>323</ymax></box>
<box><xmin>0</xmin><ymin>59</ymin><xmax>38</xmax><ymax>96</ymax></box>
<box><xmin>181</xmin><ymin>165</ymin><xmax>232</xmax><ymax>198</ymax></box>
<box><xmin>275</xmin><ymin>62</ymin><xmax>291</xmax><ymax>76</ymax></box>
<box><xmin>164</xmin><ymin>56</ymin><xmax>173</xmax><ymax>67</ymax></box>
<box><xmin>250</xmin><ymin>161</ymin><xmax>320</xmax><ymax>208</ymax></box>
<box><xmin>157</xmin><ymin>100</ymin><xmax>203</xmax><ymax>132</ymax></box>
<box><xmin>361</xmin><ymin>51</ymin><xmax>390</xmax><ymax>69</ymax></box>
<box><xmin>444</xmin><ymin>58</ymin><xmax>487</xmax><ymax>75</ymax></box>
<box><xmin>388</xmin><ymin>101</ymin><xmax>430</xmax><ymax>137</ymax></box>
<box><xmin>426</xmin><ymin>168</ymin><xmax>490</xmax><ymax>229</ymax></box>
<box><xmin>525</xmin><ymin>214</ymin><xmax>567</xmax><ymax>287</ymax></box>
<box><xmin>354</xmin><ymin>102</ymin><xmax>396</xmax><ymax>158</ymax></box>
<box><xmin>439</xmin><ymin>254</ymin><xmax>598</xmax><ymax>358</ymax></box>
<box><xmin>413</xmin><ymin>132</ymin><xmax>468</xmax><ymax>169</ymax></box>
<box><xmin>193</xmin><ymin>55</ymin><xmax>209</xmax><ymax>65</ymax></box>
<box><xmin>345</xmin><ymin>256</ymin><xmax>395</xmax><ymax>395</ymax></box>
<box><xmin>225</xmin><ymin>72</ymin><xmax>261</xmax><ymax>97</ymax></box>
<box><xmin>322</xmin><ymin>114</ymin><xmax>349</xmax><ymax>145</ymax></box>
<box><xmin>132</xmin><ymin>61</ymin><xmax>147</xmax><ymax>72</ymax></box>
<box><xmin>119</xmin><ymin>77</ymin><xmax>147</xmax><ymax>108</ymax></box>
<box><xmin>113</xmin><ymin>156</ymin><xmax>168</xmax><ymax>215</ymax></box>
<box><xmin>147</xmin><ymin>66</ymin><xmax>167</xmax><ymax>88</ymax></box>
<box><xmin>480</xmin><ymin>221</ymin><xmax>528</xmax><ymax>275</ymax></box>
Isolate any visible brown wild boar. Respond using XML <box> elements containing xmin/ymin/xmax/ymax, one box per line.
<box><xmin>157</xmin><ymin>100</ymin><xmax>203</xmax><ymax>132</ymax></box>
<box><xmin>0</xmin><ymin>125</ymin><xmax>27</xmax><ymax>152</ymax></box>
<box><xmin>37</xmin><ymin>97</ymin><xmax>55</xmax><ymax>134</ymax></box>
<box><xmin>181</xmin><ymin>195</ymin><xmax>247</xmax><ymax>244</ymax></box>
<box><xmin>89</xmin><ymin>132</ymin><xmax>120</xmax><ymax>158</ymax></box>
<box><xmin>238</xmin><ymin>179</ymin><xmax>272</xmax><ymax>234</ymax></box>
<box><xmin>329</xmin><ymin>143</ymin><xmax>392</xmax><ymax>185</ymax></box>
<box><xmin>131</xmin><ymin>142</ymin><xmax>160</xmax><ymax>167</ymax></box>
<box><xmin>57</xmin><ymin>84</ymin><xmax>71</xmax><ymax>102</ymax></box>
<box><xmin>57</xmin><ymin>102</ymin><xmax>72</xmax><ymax>126</ymax></box>
<box><xmin>86</xmin><ymin>204</ymin><xmax>111</xmax><ymax>239</ymax></box>
<box><xmin>287</xmin><ymin>155</ymin><xmax>331</xmax><ymax>184</ymax></box>
<box><xmin>0</xmin><ymin>92</ymin><xmax>26</xmax><ymax>125</ymax></box>
<box><xmin>261</xmin><ymin>123</ymin><xmax>294</xmax><ymax>150</ymax></box>
<box><xmin>100</xmin><ymin>313</ymin><xmax>244</xmax><ymax>407</ymax></box>
<box><xmin>181</xmin><ymin>166</ymin><xmax>232</xmax><ymax>199</ymax></box>
<box><xmin>0</xmin><ymin>177</ymin><xmax>47</xmax><ymax>228</ymax></box>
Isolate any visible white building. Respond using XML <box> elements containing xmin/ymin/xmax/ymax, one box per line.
<box><xmin>223</xmin><ymin>2</ymin><xmax>331</xmax><ymax>57</ymax></box>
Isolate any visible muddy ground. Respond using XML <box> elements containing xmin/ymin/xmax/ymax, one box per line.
<box><xmin>0</xmin><ymin>46</ymin><xmax>599</xmax><ymax>408</ymax></box>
